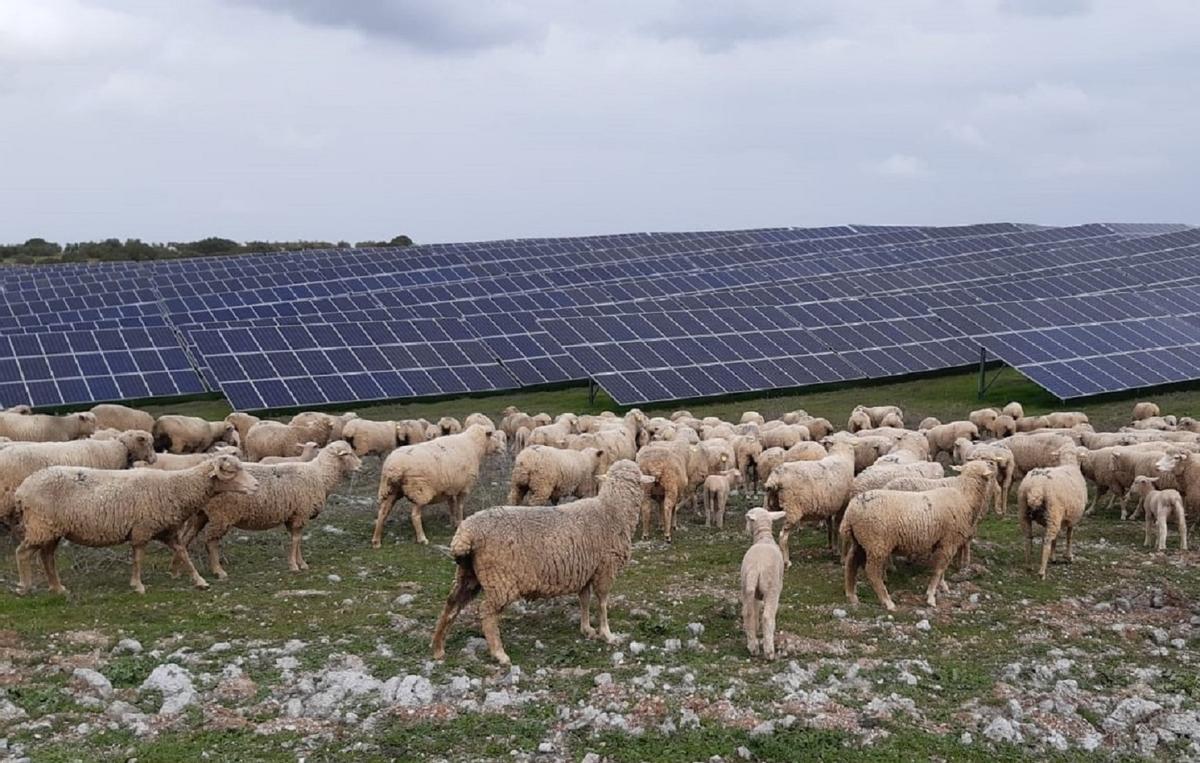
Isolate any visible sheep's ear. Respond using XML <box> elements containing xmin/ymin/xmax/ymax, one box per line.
<box><xmin>639</xmin><ymin>475</ymin><xmax>656</xmax><ymax>484</ymax></box>
<box><xmin>768</xmin><ymin>511</ymin><xmax>787</xmax><ymax>522</ymax></box>
<box><xmin>1147</xmin><ymin>476</ymin><xmax>1159</xmax><ymax>483</ymax></box>
<box><xmin>950</xmin><ymin>464</ymin><xmax>964</xmax><ymax>472</ymax></box>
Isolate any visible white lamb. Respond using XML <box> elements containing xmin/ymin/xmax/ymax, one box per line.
<box><xmin>1128</xmin><ymin>476</ymin><xmax>1188</xmax><ymax>552</ymax></box>
<box><xmin>739</xmin><ymin>507</ymin><xmax>787</xmax><ymax>659</ymax></box>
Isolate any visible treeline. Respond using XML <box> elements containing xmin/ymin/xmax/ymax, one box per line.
<box><xmin>0</xmin><ymin>235</ymin><xmax>414</xmax><ymax>265</ymax></box>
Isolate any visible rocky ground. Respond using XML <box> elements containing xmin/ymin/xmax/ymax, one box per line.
<box><xmin>1</xmin><ymin>452</ymin><xmax>1198</xmax><ymax>762</ymax></box>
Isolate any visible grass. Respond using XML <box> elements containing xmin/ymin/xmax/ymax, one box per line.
<box><xmin>1</xmin><ymin>367</ymin><xmax>1198</xmax><ymax>760</ymax></box>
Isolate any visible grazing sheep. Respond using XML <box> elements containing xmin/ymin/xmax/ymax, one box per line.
<box><xmin>1130</xmin><ymin>416</ymin><xmax>1177</xmax><ymax>431</ymax></box>
<box><xmin>374</xmin><ymin>424</ymin><xmax>504</xmax><ymax>546</ymax></box>
<box><xmin>464</xmin><ymin>413</ymin><xmax>495</xmax><ymax>431</ymax></box>
<box><xmin>507</xmin><ymin>445</ymin><xmax>605</xmax><ymax>505</ymax></box>
<box><xmin>14</xmin><ymin>455</ymin><xmax>257</xmax><ymax>595</ymax></box>
<box><xmin>1015</xmin><ymin>415</ymin><xmax>1048</xmax><ymax>433</ymax></box>
<box><xmin>289</xmin><ymin>412</ymin><xmax>358</xmax><ymax>446</ymax></box>
<box><xmin>513</xmin><ymin>426</ymin><xmax>532</xmax><ymax>452</ymax></box>
<box><xmin>244</xmin><ymin>421</ymin><xmax>312</xmax><ymax>462</ymax></box>
<box><xmin>529</xmin><ymin>419</ymin><xmax>573</xmax><ymax>448</ymax></box>
<box><xmin>765</xmin><ymin>442</ymin><xmax>856</xmax><ymax>564</ymax></box>
<box><xmin>840</xmin><ymin>459</ymin><xmax>996</xmax><ymax>611</ymax></box>
<box><xmin>918</xmin><ymin>417</ymin><xmax>941</xmax><ymax>431</ymax></box>
<box><xmin>436</xmin><ymin>417</ymin><xmax>463</xmax><ymax>436</ymax></box>
<box><xmin>1128</xmin><ymin>476</ymin><xmax>1187</xmax><ymax>552</ymax></box>
<box><xmin>1177</xmin><ymin>417</ymin><xmax>1200</xmax><ymax>433</ymax></box>
<box><xmin>826</xmin><ymin>433</ymin><xmax>893</xmax><ymax>473</ymax></box>
<box><xmin>729</xmin><ymin>433</ymin><xmax>764</xmax><ymax>493</ymax></box>
<box><xmin>342</xmin><ymin>418</ymin><xmax>401</xmax><ymax>457</ymax></box>
<box><xmin>1132</xmin><ymin>402</ymin><xmax>1161</xmax><ymax>421</ymax></box>
<box><xmin>430</xmin><ymin>460</ymin><xmax>654</xmax><ymax>666</ymax></box>
<box><xmin>847</xmin><ymin>408</ymin><xmax>872</xmax><ymax>433</ymax></box>
<box><xmin>396</xmin><ymin>419</ymin><xmax>431</xmax><ymax>446</ymax></box>
<box><xmin>989</xmin><ymin>415</ymin><xmax>1017</xmax><ymax>440</ymax></box>
<box><xmin>1110</xmin><ymin>447</ymin><xmax>1183</xmax><ymax>519</ymax></box>
<box><xmin>499</xmin><ymin>407</ymin><xmax>539</xmax><ymax>448</ymax></box>
<box><xmin>997</xmin><ymin>432</ymin><xmax>1074</xmax><ymax>477</ymax></box>
<box><xmin>878</xmin><ymin>411</ymin><xmax>905</xmax><ymax>429</ymax></box>
<box><xmin>224</xmin><ymin>412</ymin><xmax>261</xmax><ymax>449</ymax></box>
<box><xmin>851</xmin><ymin>461</ymin><xmax>945</xmax><ymax>496</ymax></box>
<box><xmin>739</xmin><ymin>507</ymin><xmax>787</xmax><ymax>659</ymax></box>
<box><xmin>567</xmin><ymin>428</ymin><xmax>636</xmax><ymax>473</ymax></box>
<box><xmin>968</xmin><ymin>408</ymin><xmax>1000</xmax><ymax>432</ymax></box>
<box><xmin>855</xmin><ymin>405</ymin><xmax>904</xmax><ymax>427</ymax></box>
<box><xmin>258</xmin><ymin>442</ymin><xmax>320</xmax><ymax>465</ymax></box>
<box><xmin>636</xmin><ymin>441</ymin><xmax>692</xmax><ymax>541</ymax></box>
<box><xmin>91</xmin><ymin>404</ymin><xmax>155</xmax><ymax>434</ymax></box>
<box><xmin>798</xmin><ymin>417</ymin><xmax>835</xmax><ymax>440</ymax></box>
<box><xmin>1</xmin><ymin>405</ymin><xmax>31</xmax><ymax>415</ymax></box>
<box><xmin>1044</xmin><ymin>411</ymin><xmax>1089</xmax><ymax>429</ymax></box>
<box><xmin>0</xmin><ymin>412</ymin><xmax>97</xmax><ymax>442</ymax></box>
<box><xmin>924</xmin><ymin>421</ymin><xmax>979</xmax><ymax>463</ymax></box>
<box><xmin>954</xmin><ymin>438</ymin><xmax>1015</xmax><ymax>515</ymax></box>
<box><xmin>759</xmin><ymin>425</ymin><xmax>810</xmax><ymax>450</ymax></box>
<box><xmin>153</xmin><ymin>415</ymin><xmax>238</xmax><ymax>455</ymax></box>
<box><xmin>740</xmin><ymin>412</ymin><xmax>765</xmax><ymax>425</ymax></box>
<box><xmin>0</xmin><ymin>431</ymin><xmax>157</xmax><ymax>526</ymax></box>
<box><xmin>179</xmin><ymin>442</ymin><xmax>361</xmax><ymax>578</ymax></box>
<box><xmin>1002</xmin><ymin>402</ymin><xmax>1025</xmax><ymax>420</ymax></box>
<box><xmin>697</xmin><ymin>438</ymin><xmax>736</xmax><ymax>476</ymax></box>
<box><xmin>779</xmin><ymin>410</ymin><xmax>808</xmax><ymax>425</ymax></box>
<box><xmin>1017</xmin><ymin>447</ymin><xmax>1087</xmax><ymax>579</ymax></box>
<box><xmin>138</xmin><ymin>445</ymin><xmax>240</xmax><ymax>470</ymax></box>
<box><xmin>671</xmin><ymin>410</ymin><xmax>694</xmax><ymax>422</ymax></box>
<box><xmin>703</xmin><ymin>469</ymin><xmax>742</xmax><ymax>528</ymax></box>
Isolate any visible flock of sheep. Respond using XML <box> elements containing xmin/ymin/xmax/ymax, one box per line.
<box><xmin>0</xmin><ymin>398</ymin><xmax>1196</xmax><ymax>667</ymax></box>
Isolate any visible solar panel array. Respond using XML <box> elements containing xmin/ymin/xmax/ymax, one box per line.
<box><xmin>0</xmin><ymin>221</ymin><xmax>1197</xmax><ymax>410</ymax></box>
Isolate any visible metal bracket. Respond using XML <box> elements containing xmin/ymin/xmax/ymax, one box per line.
<box><xmin>976</xmin><ymin>346</ymin><xmax>1007</xmax><ymax>399</ymax></box>
<box><xmin>588</xmin><ymin>379</ymin><xmax>597</xmax><ymax>407</ymax></box>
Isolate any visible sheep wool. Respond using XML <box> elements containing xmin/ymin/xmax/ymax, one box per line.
<box><xmin>765</xmin><ymin>442</ymin><xmax>857</xmax><ymax>563</ymax></box>
<box><xmin>153</xmin><ymin>415</ymin><xmax>238</xmax><ymax>454</ymax></box>
<box><xmin>739</xmin><ymin>508</ymin><xmax>787</xmax><ymax>659</ymax></box>
<box><xmin>1132</xmin><ymin>402</ymin><xmax>1160</xmax><ymax>421</ymax></box>
<box><xmin>342</xmin><ymin>418</ymin><xmax>401</xmax><ymax>457</ymax></box>
<box><xmin>1128</xmin><ymin>476</ymin><xmax>1187</xmax><ymax>552</ymax></box>
<box><xmin>180</xmin><ymin>442</ymin><xmax>361</xmax><ymax>578</ymax></box>
<box><xmin>636</xmin><ymin>440</ymin><xmax>692</xmax><ymax>542</ymax></box>
<box><xmin>507</xmin><ymin>445</ymin><xmax>605</xmax><ymax>505</ymax></box>
<box><xmin>91</xmin><ymin>404</ymin><xmax>155</xmax><ymax>434</ymax></box>
<box><xmin>703</xmin><ymin>469</ymin><xmax>742</xmax><ymax>529</ymax></box>
<box><xmin>0</xmin><ymin>412</ymin><xmax>97</xmax><ymax>442</ymax></box>
<box><xmin>374</xmin><ymin>424</ymin><xmax>504</xmax><ymax>546</ymax></box>
<box><xmin>258</xmin><ymin>442</ymin><xmax>321</xmax><ymax>465</ymax></box>
<box><xmin>1017</xmin><ymin>447</ymin><xmax>1088</xmax><ymax>579</ymax></box>
<box><xmin>140</xmin><ymin>446</ymin><xmax>239</xmax><ymax>471</ymax></box>
<box><xmin>224</xmin><ymin>412</ymin><xmax>261</xmax><ymax>448</ymax></box>
<box><xmin>14</xmin><ymin>455</ymin><xmax>257</xmax><ymax>595</ymax></box>
<box><xmin>1002</xmin><ymin>402</ymin><xmax>1025</xmax><ymax>420</ymax></box>
<box><xmin>245</xmin><ymin>421</ymin><xmax>317</xmax><ymax>462</ymax></box>
<box><xmin>953</xmin><ymin>438</ymin><xmax>1015</xmax><ymax>515</ymax></box>
<box><xmin>430</xmin><ymin>460</ymin><xmax>653</xmax><ymax>666</ymax></box>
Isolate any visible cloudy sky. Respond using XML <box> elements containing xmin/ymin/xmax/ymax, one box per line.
<box><xmin>1</xmin><ymin>0</ymin><xmax>1196</xmax><ymax>245</ymax></box>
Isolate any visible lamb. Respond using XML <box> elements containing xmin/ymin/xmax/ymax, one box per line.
<box><xmin>924</xmin><ymin>421</ymin><xmax>979</xmax><ymax>463</ymax></box>
<box><xmin>1044</xmin><ymin>411</ymin><xmax>1089</xmax><ymax>429</ymax></box>
<box><xmin>989</xmin><ymin>414</ymin><xmax>1017</xmax><ymax>439</ymax></box>
<box><xmin>1110</xmin><ymin>447</ymin><xmax>1182</xmax><ymax>519</ymax></box>
<box><xmin>1017</xmin><ymin>446</ymin><xmax>1088</xmax><ymax>579</ymax></box>
<box><xmin>258</xmin><ymin>442</ymin><xmax>320</xmax><ymax>465</ymax></box>
<box><xmin>1128</xmin><ymin>476</ymin><xmax>1187</xmax><ymax>552</ymax></box>
<box><xmin>507</xmin><ymin>445</ymin><xmax>605</xmax><ymax>505</ymax></box>
<box><xmin>528</xmin><ymin>419</ymin><xmax>573</xmax><ymax>448</ymax></box>
<box><xmin>968</xmin><ymin>408</ymin><xmax>1000</xmax><ymax>432</ymax></box>
<box><xmin>764</xmin><ymin>441</ymin><xmax>856</xmax><ymax>563</ymax></box>
<box><xmin>703</xmin><ymin>469</ymin><xmax>742</xmax><ymax>529</ymax></box>
<box><xmin>918</xmin><ymin>417</ymin><xmax>941</xmax><ymax>431</ymax></box>
<box><xmin>0</xmin><ymin>411</ymin><xmax>97</xmax><ymax>442</ymax></box>
<box><xmin>153</xmin><ymin>415</ymin><xmax>239</xmax><ymax>454</ymax></box>
<box><xmin>499</xmin><ymin>407</ymin><xmax>539</xmax><ymax>448</ymax></box>
<box><xmin>0</xmin><ymin>431</ymin><xmax>157</xmax><ymax>526</ymax></box>
<box><xmin>244</xmin><ymin>421</ymin><xmax>315</xmax><ymax>462</ymax></box>
<box><xmin>341</xmin><ymin>418</ymin><xmax>401</xmax><ymax>457</ymax></box>
<box><xmin>374</xmin><ymin>424</ymin><xmax>505</xmax><ymax>546</ymax></box>
<box><xmin>636</xmin><ymin>441</ymin><xmax>692</xmax><ymax>542</ymax></box>
<box><xmin>14</xmin><ymin>454</ymin><xmax>257</xmax><ymax>595</ymax></box>
<box><xmin>1132</xmin><ymin>402</ymin><xmax>1161</xmax><ymax>421</ymax></box>
<box><xmin>953</xmin><ymin>438</ymin><xmax>1015</xmax><ymax>514</ymax></box>
<box><xmin>179</xmin><ymin>442</ymin><xmax>361</xmax><ymax>578</ymax></box>
<box><xmin>224</xmin><ymin>412</ymin><xmax>261</xmax><ymax>449</ymax></box>
<box><xmin>137</xmin><ymin>445</ymin><xmax>240</xmax><ymax>470</ymax></box>
<box><xmin>289</xmin><ymin>412</ymin><xmax>359</xmax><ymax>446</ymax></box>
<box><xmin>739</xmin><ymin>507</ymin><xmax>788</xmax><ymax>659</ymax></box>
<box><xmin>430</xmin><ymin>460</ymin><xmax>654</xmax><ymax>666</ymax></box>
<box><xmin>1002</xmin><ymin>401</ymin><xmax>1025</xmax><ymax>420</ymax></box>
<box><xmin>840</xmin><ymin>459</ymin><xmax>996</xmax><ymax>610</ymax></box>
<box><xmin>90</xmin><ymin>404</ymin><xmax>155</xmax><ymax>434</ymax></box>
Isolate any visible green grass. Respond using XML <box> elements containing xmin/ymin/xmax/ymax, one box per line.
<box><xmin>2</xmin><ymin>367</ymin><xmax>1199</xmax><ymax>760</ymax></box>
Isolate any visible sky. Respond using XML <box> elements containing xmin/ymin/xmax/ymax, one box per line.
<box><xmin>0</xmin><ymin>0</ymin><xmax>1197</xmax><ymax>245</ymax></box>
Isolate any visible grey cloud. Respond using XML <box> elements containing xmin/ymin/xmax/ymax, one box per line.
<box><xmin>642</xmin><ymin>0</ymin><xmax>833</xmax><ymax>51</ymax></box>
<box><xmin>999</xmin><ymin>0</ymin><xmax>1093</xmax><ymax>18</ymax></box>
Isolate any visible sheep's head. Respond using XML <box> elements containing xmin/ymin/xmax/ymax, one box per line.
<box><xmin>744</xmin><ymin>506</ymin><xmax>787</xmax><ymax>534</ymax></box>
<box><xmin>950</xmin><ymin>459</ymin><xmax>996</xmax><ymax>480</ymax></box>
<box><xmin>72</xmin><ymin>412</ymin><xmax>99</xmax><ymax>436</ymax></box>
<box><xmin>121</xmin><ymin>430</ymin><xmax>156</xmax><ymax>465</ymax></box>
<box><xmin>6</xmin><ymin>405</ymin><xmax>32</xmax><ymax>415</ymax></box>
<box><xmin>220</xmin><ymin>423</ymin><xmax>241</xmax><ymax>447</ymax></box>
<box><xmin>323</xmin><ymin>440</ymin><xmax>362</xmax><ymax>472</ymax></box>
<box><xmin>1130</xmin><ymin>475</ymin><xmax>1159</xmax><ymax>496</ymax></box>
<box><xmin>1156</xmin><ymin>451</ymin><xmax>1188</xmax><ymax>476</ymax></box>
<box><xmin>208</xmin><ymin>454</ymin><xmax>258</xmax><ymax>495</ymax></box>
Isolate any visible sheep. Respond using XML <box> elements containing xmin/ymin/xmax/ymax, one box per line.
<box><xmin>396</xmin><ymin>419</ymin><xmax>431</xmax><ymax>446</ymax></box>
<box><xmin>989</xmin><ymin>414</ymin><xmax>1017</xmax><ymax>440</ymax></box>
<box><xmin>854</xmin><ymin>405</ymin><xmax>904</xmax><ymax>427</ymax></box>
<box><xmin>996</xmin><ymin>432</ymin><xmax>1074</xmax><ymax>477</ymax></box>
<box><xmin>224</xmin><ymin>412</ymin><xmax>261</xmax><ymax>449</ymax></box>
<box><xmin>798</xmin><ymin>417</ymin><xmax>835</xmax><ymax>440</ymax></box>
<box><xmin>1044</xmin><ymin>411</ymin><xmax>1089</xmax><ymax>429</ymax></box>
<box><xmin>153</xmin><ymin>415</ymin><xmax>238</xmax><ymax>454</ymax></box>
<box><xmin>636</xmin><ymin>440</ymin><xmax>692</xmax><ymax>541</ymax></box>
<box><xmin>851</xmin><ymin>461</ymin><xmax>944</xmax><ymax>496</ymax></box>
<box><xmin>258</xmin><ymin>442</ymin><xmax>320</xmax><ymax>465</ymax></box>
<box><xmin>179</xmin><ymin>442</ymin><xmax>361</xmax><ymax>578</ymax></box>
<box><xmin>1132</xmin><ymin>402</ymin><xmax>1161</xmax><ymax>421</ymax></box>
<box><xmin>1017</xmin><ymin>446</ymin><xmax>1087</xmax><ymax>579</ymax></box>
<box><xmin>374</xmin><ymin>424</ymin><xmax>504</xmax><ymax>547</ymax></box>
<box><xmin>826</xmin><ymin>433</ymin><xmax>893</xmax><ymax>473</ymax></box>
<box><xmin>507</xmin><ymin>445</ymin><xmax>605</xmax><ymax>505</ymax></box>
<box><xmin>244</xmin><ymin>421</ymin><xmax>312</xmax><ymax>462</ymax></box>
<box><xmin>670</xmin><ymin>410</ymin><xmax>694</xmax><ymax>421</ymax></box>
<box><xmin>1153</xmin><ymin>451</ymin><xmax>1200</xmax><ymax>518</ymax></box>
<box><xmin>1</xmin><ymin>405</ymin><xmax>31</xmax><ymax>415</ymax></box>
<box><xmin>840</xmin><ymin>459</ymin><xmax>996</xmax><ymax>610</ymax></box>
<box><xmin>702</xmin><ymin>423</ymin><xmax>737</xmax><ymax>441</ymax></box>
<box><xmin>953</xmin><ymin>438</ymin><xmax>1015</xmax><ymax>514</ymax></box>
<box><xmin>697</xmin><ymin>438</ymin><xmax>736</xmax><ymax>475</ymax></box>
<box><xmin>1128</xmin><ymin>476</ymin><xmax>1187</xmax><ymax>552</ymax></box>
<box><xmin>464</xmin><ymin>413</ymin><xmax>495</xmax><ymax>431</ymax></box>
<box><xmin>924</xmin><ymin>421</ymin><xmax>978</xmax><ymax>463</ymax></box>
<box><xmin>14</xmin><ymin>454</ymin><xmax>257</xmax><ymax>595</ymax></box>
<box><xmin>0</xmin><ymin>431</ymin><xmax>157</xmax><ymax>526</ymax></box>
<box><xmin>499</xmin><ymin>407</ymin><xmax>539</xmax><ymax>448</ymax></box>
<box><xmin>879</xmin><ymin>465</ymin><xmax>997</xmax><ymax>568</ymax></box>
<box><xmin>436</xmin><ymin>416</ymin><xmax>463</xmax><ymax>436</ymax></box>
<box><xmin>91</xmin><ymin>404</ymin><xmax>155</xmax><ymax>434</ymax></box>
<box><xmin>778</xmin><ymin>410</ymin><xmax>807</xmax><ymax>424</ymax></box>
<box><xmin>1002</xmin><ymin>401</ymin><xmax>1025</xmax><ymax>420</ymax></box>
<box><xmin>760</xmin><ymin>425</ymin><xmax>810</xmax><ymax>450</ymax></box>
<box><xmin>729</xmin><ymin>433</ymin><xmax>763</xmax><ymax>493</ymax></box>
<box><xmin>1130</xmin><ymin>416</ymin><xmax>1177</xmax><ymax>431</ymax></box>
<box><xmin>878</xmin><ymin>411</ymin><xmax>905</xmax><ymax>428</ymax></box>
<box><xmin>764</xmin><ymin>441</ymin><xmax>856</xmax><ymax>564</ymax></box>
<box><xmin>739</xmin><ymin>507</ymin><xmax>788</xmax><ymax>659</ymax></box>
<box><xmin>513</xmin><ymin>425</ymin><xmax>532</xmax><ymax>452</ymax></box>
<box><xmin>1015</xmin><ymin>415</ymin><xmax>1048</xmax><ymax>433</ymax></box>
<box><xmin>968</xmin><ymin>408</ymin><xmax>1000</xmax><ymax>432</ymax></box>
<box><xmin>289</xmin><ymin>411</ymin><xmax>359</xmax><ymax>446</ymax></box>
<box><xmin>847</xmin><ymin>408</ymin><xmax>872</xmax><ymax>433</ymax></box>
<box><xmin>918</xmin><ymin>417</ymin><xmax>941</xmax><ymax>431</ymax></box>
<box><xmin>0</xmin><ymin>412</ymin><xmax>97</xmax><ymax>442</ymax></box>
<box><xmin>740</xmin><ymin>412</ymin><xmax>765</xmax><ymax>425</ymax></box>
<box><xmin>430</xmin><ymin>460</ymin><xmax>654</xmax><ymax>666</ymax></box>
<box><xmin>528</xmin><ymin>419</ymin><xmax>573</xmax><ymax>448</ymax></box>
<box><xmin>703</xmin><ymin>469</ymin><xmax>742</xmax><ymax>528</ymax></box>
<box><xmin>341</xmin><ymin>418</ymin><xmax>401</xmax><ymax>457</ymax></box>
<box><xmin>1177</xmin><ymin>417</ymin><xmax>1200</xmax><ymax>433</ymax></box>
<box><xmin>137</xmin><ymin>445</ymin><xmax>240</xmax><ymax>471</ymax></box>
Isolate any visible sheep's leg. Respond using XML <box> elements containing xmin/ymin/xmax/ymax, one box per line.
<box><xmin>505</xmin><ymin>484</ymin><xmax>526</xmax><ymax>505</ymax></box>
<box><xmin>1145</xmin><ymin>510</ymin><xmax>1153</xmax><ymax>548</ymax></box>
<box><xmin>865</xmin><ymin>554</ymin><xmax>895</xmax><ymax>612</ymax></box>
<box><xmin>372</xmin><ymin>491</ymin><xmax>398</xmax><ymax>548</ymax></box>
<box><xmin>479</xmin><ymin>596</ymin><xmax>512</xmax><ymax>666</ymax></box>
<box><xmin>166</xmin><ymin>534</ymin><xmax>209</xmax><ymax>590</ymax></box>
<box><xmin>716</xmin><ymin>495</ymin><xmax>726</xmax><ymax>530</ymax></box>
<box><xmin>1063</xmin><ymin>525</ymin><xmax>1075</xmax><ymax>563</ymax></box>
<box><xmin>15</xmin><ymin>541</ymin><xmax>36</xmax><ymax>594</ymax></box>
<box><xmin>578</xmin><ymin>584</ymin><xmax>595</xmax><ymax>638</ymax></box>
<box><xmin>289</xmin><ymin>522</ymin><xmax>308</xmax><ymax>571</ymax></box>
<box><xmin>410</xmin><ymin>502</ymin><xmax>430</xmax><ymax>546</ymax></box>
<box><xmin>761</xmin><ymin>589</ymin><xmax>779</xmax><ymax>660</ymax></box>
<box><xmin>130</xmin><ymin>544</ymin><xmax>147</xmax><ymax>595</ymax></box>
<box><xmin>925</xmin><ymin>546</ymin><xmax>953</xmax><ymax>608</ymax></box>
<box><xmin>662</xmin><ymin>490</ymin><xmax>678</xmax><ymax>543</ymax></box>
<box><xmin>447</xmin><ymin>495</ymin><xmax>463</xmax><ymax>528</ymax></box>
<box><xmin>1177</xmin><ymin>507</ymin><xmax>1188</xmax><ymax>552</ymax></box>
<box><xmin>843</xmin><ymin>540</ymin><xmax>864</xmax><ymax>605</ymax></box>
<box><xmin>593</xmin><ymin>575</ymin><xmax>619</xmax><ymax>643</ymax></box>
<box><xmin>639</xmin><ymin>497</ymin><xmax>655</xmax><ymax>540</ymax></box>
<box><xmin>1157</xmin><ymin>510</ymin><xmax>1170</xmax><ymax>552</ymax></box>
<box><xmin>1020</xmin><ymin>510</ymin><xmax>1033</xmax><ymax>570</ymax></box>
<box><xmin>704</xmin><ymin>491</ymin><xmax>712</xmax><ymax>527</ymax></box>
<box><xmin>431</xmin><ymin>564</ymin><xmax>481</xmax><ymax>659</ymax></box>
<box><xmin>741</xmin><ymin>591</ymin><xmax>759</xmax><ymax>655</ymax></box>
<box><xmin>40</xmin><ymin>541</ymin><xmax>66</xmax><ymax>595</ymax></box>
<box><xmin>777</xmin><ymin>519</ymin><xmax>794</xmax><ymax>569</ymax></box>
<box><xmin>172</xmin><ymin>513</ymin><xmax>207</xmax><ymax>577</ymax></box>
<box><xmin>1038</xmin><ymin>519</ymin><xmax>1061</xmax><ymax>579</ymax></box>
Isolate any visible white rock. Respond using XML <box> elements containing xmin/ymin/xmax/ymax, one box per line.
<box><xmin>594</xmin><ymin>673</ymin><xmax>613</xmax><ymax>687</ymax></box>
<box><xmin>611</xmin><ymin>652</ymin><xmax>625</xmax><ymax>665</ymax></box>
<box><xmin>381</xmin><ymin>675</ymin><xmax>433</xmax><ymax>707</ymax></box>
<box><xmin>327</xmin><ymin>574</ymin><xmax>342</xmax><ymax>583</ymax></box>
<box><xmin>537</xmin><ymin>742</ymin><xmax>554</xmax><ymax>753</ymax></box>
<box><xmin>483</xmin><ymin>690</ymin><xmax>515</xmax><ymax>710</ymax></box>
<box><xmin>915</xmin><ymin>619</ymin><xmax>931</xmax><ymax>632</ymax></box>
<box><xmin>983</xmin><ymin>716</ymin><xmax>1022</xmax><ymax>744</ymax></box>
<box><xmin>629</xmin><ymin>641</ymin><xmax>647</xmax><ymax>655</ymax></box>
<box><xmin>960</xmin><ymin>732</ymin><xmax>972</xmax><ymax>745</ymax></box>
<box><xmin>737</xmin><ymin>746</ymin><xmax>753</xmax><ymax>760</ymax></box>
<box><xmin>113</xmin><ymin>638</ymin><xmax>143</xmax><ymax>655</ymax></box>
<box><xmin>581</xmin><ymin>754</ymin><xmax>601</xmax><ymax>763</ymax></box>
<box><xmin>0</xmin><ymin>700</ymin><xmax>27</xmax><ymax>723</ymax></box>
<box><xmin>750</xmin><ymin>720</ymin><xmax>775</xmax><ymax>737</ymax></box>
<box><xmin>71</xmin><ymin>668</ymin><xmax>113</xmax><ymax>699</ymax></box>
<box><xmin>209</xmin><ymin>642</ymin><xmax>232</xmax><ymax>653</ymax></box>
<box><xmin>1105</xmin><ymin>697</ymin><xmax>1163</xmax><ymax>732</ymax></box>
<box><xmin>832</xmin><ymin>608</ymin><xmax>847</xmax><ymax>619</ymax></box>
<box><xmin>393</xmin><ymin>594</ymin><xmax>415</xmax><ymax>606</ymax></box>
<box><xmin>140</xmin><ymin>664</ymin><xmax>197</xmax><ymax>715</ymax></box>
<box><xmin>663</xmin><ymin>638</ymin><xmax>681</xmax><ymax>653</ymax></box>
<box><xmin>687</xmin><ymin>622</ymin><xmax>705</xmax><ymax>637</ymax></box>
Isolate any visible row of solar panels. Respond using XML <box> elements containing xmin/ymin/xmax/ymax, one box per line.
<box><xmin>0</xmin><ymin>222</ymin><xmax>1196</xmax><ymax>410</ymax></box>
